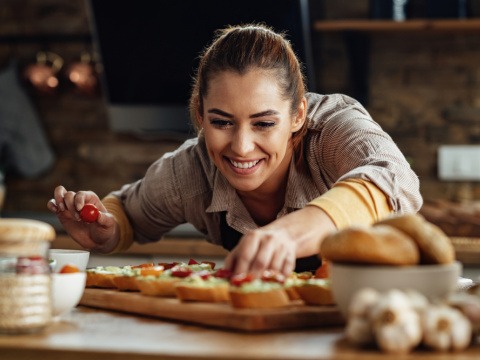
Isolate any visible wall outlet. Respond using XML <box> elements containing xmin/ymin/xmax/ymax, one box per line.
<box><xmin>438</xmin><ymin>145</ymin><xmax>480</xmax><ymax>181</ymax></box>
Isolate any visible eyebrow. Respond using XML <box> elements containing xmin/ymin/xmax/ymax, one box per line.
<box><xmin>207</xmin><ymin>108</ymin><xmax>280</xmax><ymax>119</ymax></box>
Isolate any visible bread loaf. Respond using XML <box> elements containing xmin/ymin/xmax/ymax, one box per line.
<box><xmin>375</xmin><ymin>214</ymin><xmax>455</xmax><ymax>264</ymax></box>
<box><xmin>320</xmin><ymin>225</ymin><xmax>420</xmax><ymax>265</ymax></box>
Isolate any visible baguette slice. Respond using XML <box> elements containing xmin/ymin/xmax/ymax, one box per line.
<box><xmin>86</xmin><ymin>266</ymin><xmax>124</xmax><ymax>288</ymax></box>
<box><xmin>294</xmin><ymin>279</ymin><xmax>335</xmax><ymax>306</ymax></box>
<box><xmin>136</xmin><ymin>276</ymin><xmax>180</xmax><ymax>297</ymax></box>
<box><xmin>174</xmin><ymin>274</ymin><xmax>230</xmax><ymax>302</ymax></box>
<box><xmin>229</xmin><ymin>275</ymin><xmax>290</xmax><ymax>309</ymax></box>
<box><xmin>229</xmin><ymin>288</ymin><xmax>290</xmax><ymax>309</ymax></box>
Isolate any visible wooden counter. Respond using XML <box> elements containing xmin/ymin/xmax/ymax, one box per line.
<box><xmin>1</xmin><ymin>306</ymin><xmax>479</xmax><ymax>360</ymax></box>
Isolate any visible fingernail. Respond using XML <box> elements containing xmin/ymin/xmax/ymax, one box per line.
<box><xmin>59</xmin><ymin>203</ymin><xmax>65</xmax><ymax>212</ymax></box>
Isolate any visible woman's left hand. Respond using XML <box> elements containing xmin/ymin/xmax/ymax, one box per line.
<box><xmin>224</xmin><ymin>227</ymin><xmax>297</xmax><ymax>277</ymax></box>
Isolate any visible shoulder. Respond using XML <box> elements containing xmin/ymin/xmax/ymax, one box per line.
<box><xmin>144</xmin><ymin>136</ymin><xmax>215</xmax><ymax>197</ymax></box>
<box><xmin>305</xmin><ymin>92</ymin><xmax>375</xmax><ymax>130</ymax></box>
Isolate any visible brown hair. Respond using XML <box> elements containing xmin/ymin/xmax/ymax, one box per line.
<box><xmin>189</xmin><ymin>23</ymin><xmax>308</xmax><ymax>158</ymax></box>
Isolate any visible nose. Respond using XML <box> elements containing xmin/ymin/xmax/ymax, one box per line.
<box><xmin>231</xmin><ymin>126</ymin><xmax>255</xmax><ymax>156</ymax></box>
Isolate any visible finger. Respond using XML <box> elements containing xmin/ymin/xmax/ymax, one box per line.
<box><xmin>62</xmin><ymin>191</ymin><xmax>81</xmax><ymax>220</ymax></box>
<box><xmin>73</xmin><ymin>191</ymin><xmax>87</xmax><ymax>212</ymax></box>
<box><xmin>97</xmin><ymin>211</ymin><xmax>115</xmax><ymax>227</ymax></box>
<box><xmin>281</xmin><ymin>253</ymin><xmax>296</xmax><ymax>277</ymax></box>
<box><xmin>231</xmin><ymin>236</ymin><xmax>260</xmax><ymax>275</ymax></box>
<box><xmin>47</xmin><ymin>198</ymin><xmax>58</xmax><ymax>213</ymax></box>
<box><xmin>223</xmin><ymin>251</ymin><xmax>235</xmax><ymax>271</ymax></box>
<box><xmin>53</xmin><ymin>185</ymin><xmax>67</xmax><ymax>212</ymax></box>
<box><xmin>268</xmin><ymin>245</ymin><xmax>286</xmax><ymax>274</ymax></box>
<box><xmin>250</xmin><ymin>238</ymin><xmax>276</xmax><ymax>276</ymax></box>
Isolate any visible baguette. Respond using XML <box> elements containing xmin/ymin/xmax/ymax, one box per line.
<box><xmin>294</xmin><ymin>279</ymin><xmax>335</xmax><ymax>306</ymax></box>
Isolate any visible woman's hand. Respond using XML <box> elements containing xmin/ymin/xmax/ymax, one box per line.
<box><xmin>224</xmin><ymin>205</ymin><xmax>337</xmax><ymax>276</ymax></box>
<box><xmin>47</xmin><ymin>185</ymin><xmax>119</xmax><ymax>253</ymax></box>
<box><xmin>224</xmin><ymin>227</ymin><xmax>297</xmax><ymax>277</ymax></box>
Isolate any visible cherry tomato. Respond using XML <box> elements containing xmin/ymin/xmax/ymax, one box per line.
<box><xmin>59</xmin><ymin>264</ymin><xmax>80</xmax><ymax>273</ymax></box>
<box><xmin>188</xmin><ymin>258</ymin><xmax>199</xmax><ymax>265</ymax></box>
<box><xmin>230</xmin><ymin>273</ymin><xmax>255</xmax><ymax>287</ymax></box>
<box><xmin>314</xmin><ymin>260</ymin><xmax>329</xmax><ymax>279</ymax></box>
<box><xmin>79</xmin><ymin>203</ymin><xmax>99</xmax><ymax>223</ymax></box>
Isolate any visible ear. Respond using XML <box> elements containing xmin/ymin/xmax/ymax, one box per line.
<box><xmin>291</xmin><ymin>97</ymin><xmax>307</xmax><ymax>133</ymax></box>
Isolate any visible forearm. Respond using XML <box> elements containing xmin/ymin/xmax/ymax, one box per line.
<box><xmin>263</xmin><ymin>205</ymin><xmax>337</xmax><ymax>259</ymax></box>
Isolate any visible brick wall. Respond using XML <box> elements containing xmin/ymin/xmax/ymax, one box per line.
<box><xmin>1</xmin><ymin>0</ymin><xmax>480</xmax><ymax>215</ymax></box>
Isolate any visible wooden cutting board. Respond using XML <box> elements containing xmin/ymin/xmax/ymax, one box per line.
<box><xmin>80</xmin><ymin>288</ymin><xmax>345</xmax><ymax>332</ymax></box>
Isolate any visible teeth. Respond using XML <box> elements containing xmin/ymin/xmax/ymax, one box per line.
<box><xmin>231</xmin><ymin>160</ymin><xmax>259</xmax><ymax>169</ymax></box>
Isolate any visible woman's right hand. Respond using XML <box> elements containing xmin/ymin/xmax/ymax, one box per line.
<box><xmin>47</xmin><ymin>185</ymin><xmax>119</xmax><ymax>253</ymax></box>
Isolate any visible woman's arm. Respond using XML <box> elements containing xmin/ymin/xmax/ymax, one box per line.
<box><xmin>225</xmin><ymin>178</ymin><xmax>392</xmax><ymax>276</ymax></box>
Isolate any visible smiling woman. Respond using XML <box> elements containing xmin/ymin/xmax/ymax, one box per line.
<box><xmin>47</xmin><ymin>24</ymin><xmax>422</xmax><ymax>278</ymax></box>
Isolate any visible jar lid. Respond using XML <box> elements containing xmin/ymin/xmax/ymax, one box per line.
<box><xmin>0</xmin><ymin>218</ymin><xmax>55</xmax><ymax>243</ymax></box>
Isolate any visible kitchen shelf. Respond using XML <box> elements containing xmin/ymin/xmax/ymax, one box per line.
<box><xmin>314</xmin><ymin>18</ymin><xmax>480</xmax><ymax>32</ymax></box>
<box><xmin>312</xmin><ymin>18</ymin><xmax>480</xmax><ymax>105</ymax></box>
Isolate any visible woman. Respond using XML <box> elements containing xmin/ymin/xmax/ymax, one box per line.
<box><xmin>47</xmin><ymin>24</ymin><xmax>422</xmax><ymax>276</ymax></box>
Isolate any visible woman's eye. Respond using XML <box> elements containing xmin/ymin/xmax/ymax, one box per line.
<box><xmin>210</xmin><ymin>119</ymin><xmax>232</xmax><ymax>128</ymax></box>
<box><xmin>255</xmin><ymin>121</ymin><xmax>276</xmax><ymax>129</ymax></box>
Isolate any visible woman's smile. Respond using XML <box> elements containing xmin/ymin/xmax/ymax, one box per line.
<box><xmin>225</xmin><ymin>157</ymin><xmax>262</xmax><ymax>175</ymax></box>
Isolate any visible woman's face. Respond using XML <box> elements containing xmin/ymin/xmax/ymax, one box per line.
<box><xmin>199</xmin><ymin>69</ymin><xmax>305</xmax><ymax>195</ymax></box>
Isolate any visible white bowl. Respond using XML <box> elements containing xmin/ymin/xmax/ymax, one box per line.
<box><xmin>330</xmin><ymin>261</ymin><xmax>462</xmax><ymax>318</ymax></box>
<box><xmin>51</xmin><ymin>272</ymin><xmax>87</xmax><ymax>320</ymax></box>
<box><xmin>49</xmin><ymin>249</ymin><xmax>90</xmax><ymax>273</ymax></box>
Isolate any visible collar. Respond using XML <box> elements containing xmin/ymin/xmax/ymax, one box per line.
<box><xmin>206</xmin><ymin>156</ymin><xmax>321</xmax><ymax>231</ymax></box>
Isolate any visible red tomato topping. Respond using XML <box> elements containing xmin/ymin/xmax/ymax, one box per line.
<box><xmin>314</xmin><ymin>260</ymin><xmax>329</xmax><ymax>279</ymax></box>
<box><xmin>230</xmin><ymin>273</ymin><xmax>255</xmax><ymax>287</ymax></box>
<box><xmin>158</xmin><ymin>262</ymin><xmax>178</xmax><ymax>270</ymax></box>
<box><xmin>59</xmin><ymin>264</ymin><xmax>80</xmax><ymax>273</ymax></box>
<box><xmin>79</xmin><ymin>203</ymin><xmax>99</xmax><ymax>223</ymax></box>
<box><xmin>196</xmin><ymin>270</ymin><xmax>211</xmax><ymax>280</ymax></box>
<box><xmin>188</xmin><ymin>258</ymin><xmax>199</xmax><ymax>265</ymax></box>
<box><xmin>171</xmin><ymin>267</ymin><xmax>193</xmax><ymax>278</ymax></box>
<box><xmin>214</xmin><ymin>268</ymin><xmax>232</xmax><ymax>279</ymax></box>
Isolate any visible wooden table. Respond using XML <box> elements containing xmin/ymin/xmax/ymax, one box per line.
<box><xmin>1</xmin><ymin>306</ymin><xmax>479</xmax><ymax>360</ymax></box>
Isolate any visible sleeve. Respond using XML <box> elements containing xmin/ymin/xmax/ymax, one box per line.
<box><xmin>102</xmin><ymin>194</ymin><xmax>134</xmax><ymax>253</ymax></box>
<box><xmin>308</xmin><ymin>178</ymin><xmax>393</xmax><ymax>229</ymax></box>
<box><xmin>307</xmin><ymin>93</ymin><xmax>423</xmax><ymax>214</ymax></box>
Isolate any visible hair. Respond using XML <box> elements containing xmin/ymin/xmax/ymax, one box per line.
<box><xmin>189</xmin><ymin>23</ymin><xmax>308</xmax><ymax>160</ymax></box>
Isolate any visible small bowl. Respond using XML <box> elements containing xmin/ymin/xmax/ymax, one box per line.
<box><xmin>330</xmin><ymin>261</ymin><xmax>462</xmax><ymax>318</ymax></box>
<box><xmin>49</xmin><ymin>249</ymin><xmax>90</xmax><ymax>273</ymax></box>
<box><xmin>51</xmin><ymin>272</ymin><xmax>87</xmax><ymax>320</ymax></box>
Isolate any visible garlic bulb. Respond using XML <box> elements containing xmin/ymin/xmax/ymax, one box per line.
<box><xmin>345</xmin><ymin>288</ymin><xmax>380</xmax><ymax>345</ymax></box>
<box><xmin>370</xmin><ymin>290</ymin><xmax>422</xmax><ymax>353</ymax></box>
<box><xmin>422</xmin><ymin>305</ymin><xmax>472</xmax><ymax>352</ymax></box>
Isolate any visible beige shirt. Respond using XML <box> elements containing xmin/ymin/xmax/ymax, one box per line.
<box><xmin>110</xmin><ymin>93</ymin><xmax>422</xmax><ymax>248</ymax></box>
